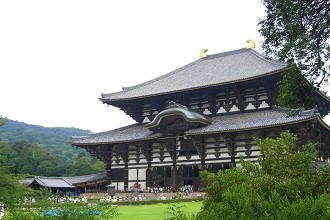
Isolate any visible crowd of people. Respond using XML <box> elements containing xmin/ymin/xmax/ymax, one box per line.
<box><xmin>23</xmin><ymin>196</ymin><xmax>88</xmax><ymax>204</ymax></box>
<box><xmin>21</xmin><ymin>185</ymin><xmax>201</xmax><ymax>205</ymax></box>
<box><xmin>102</xmin><ymin>184</ymin><xmax>200</xmax><ymax>202</ymax></box>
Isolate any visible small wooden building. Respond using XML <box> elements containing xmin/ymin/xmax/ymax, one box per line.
<box><xmin>70</xmin><ymin>46</ymin><xmax>330</xmax><ymax>192</ymax></box>
<box><xmin>24</xmin><ymin>172</ymin><xmax>107</xmax><ymax>196</ymax></box>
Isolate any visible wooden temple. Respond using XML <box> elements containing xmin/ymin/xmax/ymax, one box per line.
<box><xmin>70</xmin><ymin>46</ymin><xmax>330</xmax><ymax>192</ymax></box>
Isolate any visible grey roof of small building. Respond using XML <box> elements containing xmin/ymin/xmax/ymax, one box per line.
<box><xmin>70</xmin><ymin>107</ymin><xmax>327</xmax><ymax>145</ymax></box>
<box><xmin>25</xmin><ymin>172</ymin><xmax>107</xmax><ymax>188</ymax></box>
<box><xmin>101</xmin><ymin>48</ymin><xmax>287</xmax><ymax>101</ymax></box>
<box><xmin>65</xmin><ymin>172</ymin><xmax>106</xmax><ymax>184</ymax></box>
<box><xmin>30</xmin><ymin>177</ymin><xmax>74</xmax><ymax>188</ymax></box>
<box><xmin>19</xmin><ymin>178</ymin><xmax>34</xmax><ymax>185</ymax></box>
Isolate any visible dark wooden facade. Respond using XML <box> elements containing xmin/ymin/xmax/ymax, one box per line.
<box><xmin>71</xmin><ymin>47</ymin><xmax>330</xmax><ymax>192</ymax></box>
<box><xmin>82</xmin><ymin>121</ymin><xmax>330</xmax><ymax>192</ymax></box>
<box><xmin>108</xmin><ymin>75</ymin><xmax>281</xmax><ymax>124</ymax></box>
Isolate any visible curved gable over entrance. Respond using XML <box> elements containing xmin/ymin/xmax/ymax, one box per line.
<box><xmin>146</xmin><ymin>101</ymin><xmax>211</xmax><ymax>133</ymax></box>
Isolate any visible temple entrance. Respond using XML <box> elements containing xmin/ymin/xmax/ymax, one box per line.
<box><xmin>183</xmin><ymin>179</ymin><xmax>193</xmax><ymax>186</ymax></box>
<box><xmin>182</xmin><ymin>165</ymin><xmax>199</xmax><ymax>191</ymax></box>
<box><xmin>155</xmin><ymin>167</ymin><xmax>172</xmax><ymax>188</ymax></box>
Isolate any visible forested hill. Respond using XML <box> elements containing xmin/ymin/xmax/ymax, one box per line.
<box><xmin>0</xmin><ymin>119</ymin><xmax>89</xmax><ymax>157</ymax></box>
<box><xmin>0</xmin><ymin>119</ymin><xmax>105</xmax><ymax>176</ymax></box>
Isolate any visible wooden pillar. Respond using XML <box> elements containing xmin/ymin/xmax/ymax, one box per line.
<box><xmin>192</xmin><ymin>136</ymin><xmax>205</xmax><ymax>167</ymax></box>
<box><xmin>146</xmin><ymin>168</ymin><xmax>152</xmax><ymax>188</ymax></box>
<box><xmin>118</xmin><ymin>144</ymin><xmax>129</xmax><ymax>191</ymax></box>
<box><xmin>206</xmin><ymin>91</ymin><xmax>218</xmax><ymax>116</ymax></box>
<box><xmin>170</xmin><ymin>152</ymin><xmax>178</xmax><ymax>192</ymax></box>
<box><xmin>152</xmin><ymin>167</ymin><xmax>157</xmax><ymax>187</ymax></box>
<box><xmin>161</xmin><ymin>136</ymin><xmax>177</xmax><ymax>191</ymax></box>
<box><xmin>124</xmin><ymin>147</ymin><xmax>129</xmax><ymax>191</ymax></box>
<box><xmin>142</xmin><ymin>142</ymin><xmax>153</xmax><ymax>187</ymax></box>
<box><xmin>171</xmin><ymin>166</ymin><xmax>178</xmax><ymax>192</ymax></box>
<box><xmin>224</xmin><ymin>133</ymin><xmax>236</xmax><ymax>164</ymax></box>
<box><xmin>106</xmin><ymin>145</ymin><xmax>112</xmax><ymax>185</ymax></box>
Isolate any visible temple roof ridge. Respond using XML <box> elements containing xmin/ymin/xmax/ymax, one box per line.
<box><xmin>100</xmin><ymin>48</ymin><xmax>288</xmax><ymax>102</ymax></box>
<box><xmin>248</xmin><ymin>48</ymin><xmax>288</xmax><ymax>66</ymax></box>
<box><xmin>205</xmin><ymin>48</ymin><xmax>286</xmax><ymax>66</ymax></box>
<box><xmin>101</xmin><ymin>57</ymin><xmax>204</xmax><ymax>97</ymax></box>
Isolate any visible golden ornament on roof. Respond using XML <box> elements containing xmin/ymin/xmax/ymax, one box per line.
<box><xmin>200</xmin><ymin>49</ymin><xmax>208</xmax><ymax>58</ymax></box>
<box><xmin>246</xmin><ymin>39</ymin><xmax>256</xmax><ymax>49</ymax></box>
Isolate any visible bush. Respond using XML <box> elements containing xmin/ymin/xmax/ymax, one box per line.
<box><xmin>164</xmin><ymin>202</ymin><xmax>195</xmax><ymax>220</ymax></box>
<box><xmin>195</xmin><ymin>131</ymin><xmax>330</xmax><ymax>219</ymax></box>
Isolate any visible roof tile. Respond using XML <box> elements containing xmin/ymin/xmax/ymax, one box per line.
<box><xmin>71</xmin><ymin>108</ymin><xmax>318</xmax><ymax>145</ymax></box>
<box><xmin>101</xmin><ymin>48</ymin><xmax>287</xmax><ymax>101</ymax></box>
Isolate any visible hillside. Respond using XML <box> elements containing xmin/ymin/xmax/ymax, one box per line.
<box><xmin>0</xmin><ymin>119</ymin><xmax>90</xmax><ymax>161</ymax></box>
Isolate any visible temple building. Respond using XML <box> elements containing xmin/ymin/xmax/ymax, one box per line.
<box><xmin>70</xmin><ymin>42</ymin><xmax>330</xmax><ymax>192</ymax></box>
<box><xmin>21</xmin><ymin>172</ymin><xmax>107</xmax><ymax>196</ymax></box>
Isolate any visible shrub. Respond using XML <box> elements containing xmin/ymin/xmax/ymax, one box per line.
<box><xmin>195</xmin><ymin>131</ymin><xmax>330</xmax><ymax>219</ymax></box>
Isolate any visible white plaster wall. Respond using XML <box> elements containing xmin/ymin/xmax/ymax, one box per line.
<box><xmin>236</xmin><ymin>152</ymin><xmax>247</xmax><ymax>157</ymax></box>
<box><xmin>177</xmin><ymin>161</ymin><xmax>201</xmax><ymax>165</ymax></box>
<box><xmin>128</xmin><ymin>168</ymin><xmax>137</xmax><ymax>180</ymax></box>
<box><xmin>259</xmin><ymin>100</ymin><xmax>270</xmax><ymax>108</ymax></box>
<box><xmin>205</xmin><ymin>154</ymin><xmax>216</xmax><ymax>159</ymax></box>
<box><xmin>117</xmin><ymin>182</ymin><xmax>124</xmax><ymax>191</ymax></box>
<box><xmin>250</xmin><ymin>151</ymin><xmax>260</xmax><ymax>157</ymax></box>
<box><xmin>217</xmin><ymin>107</ymin><xmax>226</xmax><ymax>113</ymax></box>
<box><xmin>139</xmin><ymin>182</ymin><xmax>146</xmax><ymax>190</ymax></box>
<box><xmin>138</xmin><ymin>168</ymin><xmax>146</xmax><ymax>181</ymax></box>
<box><xmin>245</xmin><ymin>102</ymin><xmax>256</xmax><ymax>110</ymax></box>
<box><xmin>138</xmin><ymin>158</ymin><xmax>147</xmax><ymax>164</ymax></box>
<box><xmin>128</xmin><ymin>182</ymin><xmax>135</xmax><ymax>188</ymax></box>
<box><xmin>163</xmin><ymin>157</ymin><xmax>172</xmax><ymax>162</ymax></box>
<box><xmin>152</xmin><ymin>157</ymin><xmax>161</xmax><ymax>163</ymax></box>
<box><xmin>230</xmin><ymin>105</ymin><xmax>239</xmax><ymax>112</ymax></box>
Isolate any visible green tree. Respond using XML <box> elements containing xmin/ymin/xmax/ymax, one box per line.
<box><xmin>0</xmin><ymin>172</ymin><xmax>35</xmax><ymax>208</ymax></box>
<box><xmin>196</xmin><ymin>131</ymin><xmax>330</xmax><ymax>219</ymax></box>
<box><xmin>0</xmin><ymin>116</ymin><xmax>5</xmax><ymax>126</ymax></box>
<box><xmin>277</xmin><ymin>65</ymin><xmax>321</xmax><ymax>112</ymax></box>
<box><xmin>258</xmin><ymin>0</ymin><xmax>330</xmax><ymax>87</ymax></box>
<box><xmin>0</xmin><ymin>119</ymin><xmax>34</xmax><ymax>208</ymax></box>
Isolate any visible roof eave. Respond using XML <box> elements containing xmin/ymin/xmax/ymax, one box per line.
<box><xmin>70</xmin><ymin>134</ymin><xmax>161</xmax><ymax>146</ymax></box>
<box><xmin>100</xmin><ymin>67</ymin><xmax>289</xmax><ymax>103</ymax></box>
<box><xmin>185</xmin><ymin>115</ymin><xmax>321</xmax><ymax>136</ymax></box>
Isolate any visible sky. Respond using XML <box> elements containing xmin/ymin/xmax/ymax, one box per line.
<box><xmin>1</xmin><ymin>1</ymin><xmax>329</xmax><ymax>133</ymax></box>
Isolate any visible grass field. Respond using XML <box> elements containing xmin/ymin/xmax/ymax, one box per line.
<box><xmin>114</xmin><ymin>201</ymin><xmax>203</xmax><ymax>220</ymax></box>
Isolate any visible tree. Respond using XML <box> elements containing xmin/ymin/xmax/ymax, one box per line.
<box><xmin>0</xmin><ymin>118</ymin><xmax>34</xmax><ymax>208</ymax></box>
<box><xmin>195</xmin><ymin>131</ymin><xmax>330</xmax><ymax>219</ymax></box>
<box><xmin>258</xmin><ymin>0</ymin><xmax>330</xmax><ymax>87</ymax></box>
<box><xmin>277</xmin><ymin>65</ymin><xmax>320</xmax><ymax>112</ymax></box>
<box><xmin>0</xmin><ymin>116</ymin><xmax>4</xmax><ymax>127</ymax></box>
<box><xmin>0</xmin><ymin>172</ymin><xmax>35</xmax><ymax>208</ymax></box>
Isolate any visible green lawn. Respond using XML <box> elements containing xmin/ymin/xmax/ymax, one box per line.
<box><xmin>114</xmin><ymin>201</ymin><xmax>203</xmax><ymax>220</ymax></box>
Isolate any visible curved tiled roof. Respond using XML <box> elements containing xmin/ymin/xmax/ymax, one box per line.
<box><xmin>186</xmin><ymin>107</ymin><xmax>322</xmax><ymax>135</ymax></box>
<box><xmin>100</xmin><ymin>48</ymin><xmax>287</xmax><ymax>101</ymax></box>
<box><xmin>30</xmin><ymin>177</ymin><xmax>74</xmax><ymax>188</ymax></box>
<box><xmin>64</xmin><ymin>172</ymin><xmax>106</xmax><ymax>185</ymax></box>
<box><xmin>25</xmin><ymin>172</ymin><xmax>107</xmax><ymax>188</ymax></box>
<box><xmin>70</xmin><ymin>124</ymin><xmax>162</xmax><ymax>145</ymax></box>
<box><xmin>70</xmin><ymin>108</ymin><xmax>327</xmax><ymax>145</ymax></box>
